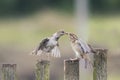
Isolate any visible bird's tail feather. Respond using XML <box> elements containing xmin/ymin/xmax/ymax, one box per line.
<box><xmin>88</xmin><ymin>44</ymin><xmax>96</xmax><ymax>53</ymax></box>
<box><xmin>83</xmin><ymin>54</ymin><xmax>93</xmax><ymax>69</ymax></box>
<box><xmin>51</xmin><ymin>46</ymin><xmax>61</xmax><ymax>58</ymax></box>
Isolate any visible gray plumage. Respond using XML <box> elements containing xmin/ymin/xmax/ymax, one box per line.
<box><xmin>32</xmin><ymin>30</ymin><xmax>66</xmax><ymax>58</ymax></box>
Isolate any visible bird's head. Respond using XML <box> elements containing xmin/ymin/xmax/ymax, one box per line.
<box><xmin>66</xmin><ymin>32</ymin><xmax>78</xmax><ymax>42</ymax></box>
<box><xmin>52</xmin><ymin>30</ymin><xmax>67</xmax><ymax>41</ymax></box>
<box><xmin>56</xmin><ymin>30</ymin><xmax>66</xmax><ymax>36</ymax></box>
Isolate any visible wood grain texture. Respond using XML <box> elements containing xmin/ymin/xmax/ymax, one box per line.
<box><xmin>64</xmin><ymin>59</ymin><xmax>79</xmax><ymax>80</ymax></box>
<box><xmin>93</xmin><ymin>49</ymin><xmax>107</xmax><ymax>80</ymax></box>
<box><xmin>35</xmin><ymin>60</ymin><xmax>50</xmax><ymax>80</ymax></box>
<box><xmin>2</xmin><ymin>64</ymin><xmax>17</xmax><ymax>80</ymax></box>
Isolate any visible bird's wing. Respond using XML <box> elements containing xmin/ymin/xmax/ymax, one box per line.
<box><xmin>51</xmin><ymin>45</ymin><xmax>61</xmax><ymax>58</ymax></box>
<box><xmin>38</xmin><ymin>38</ymin><xmax>49</xmax><ymax>50</ymax></box>
<box><xmin>31</xmin><ymin>38</ymin><xmax>49</xmax><ymax>55</ymax></box>
<box><xmin>77</xmin><ymin>39</ymin><xmax>91</xmax><ymax>53</ymax></box>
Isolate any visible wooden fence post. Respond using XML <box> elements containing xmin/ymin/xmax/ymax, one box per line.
<box><xmin>35</xmin><ymin>60</ymin><xmax>50</xmax><ymax>80</ymax></box>
<box><xmin>64</xmin><ymin>59</ymin><xmax>79</xmax><ymax>80</ymax></box>
<box><xmin>2</xmin><ymin>64</ymin><xmax>17</xmax><ymax>80</ymax></box>
<box><xmin>93</xmin><ymin>49</ymin><xmax>107</xmax><ymax>80</ymax></box>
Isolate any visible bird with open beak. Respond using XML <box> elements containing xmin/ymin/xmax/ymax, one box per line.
<box><xmin>66</xmin><ymin>32</ymin><xmax>94</xmax><ymax>68</ymax></box>
<box><xmin>31</xmin><ymin>30</ymin><xmax>67</xmax><ymax>60</ymax></box>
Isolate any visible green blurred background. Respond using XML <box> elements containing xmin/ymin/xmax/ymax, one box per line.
<box><xmin>0</xmin><ymin>0</ymin><xmax>120</xmax><ymax>80</ymax></box>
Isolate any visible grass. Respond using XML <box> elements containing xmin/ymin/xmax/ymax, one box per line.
<box><xmin>108</xmin><ymin>74</ymin><xmax>120</xmax><ymax>80</ymax></box>
<box><xmin>0</xmin><ymin>11</ymin><xmax>120</xmax><ymax>80</ymax></box>
<box><xmin>0</xmin><ymin>10</ymin><xmax>120</xmax><ymax>49</ymax></box>
<box><xmin>90</xmin><ymin>15</ymin><xmax>120</xmax><ymax>48</ymax></box>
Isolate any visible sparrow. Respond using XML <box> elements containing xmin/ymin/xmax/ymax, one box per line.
<box><xmin>66</xmin><ymin>33</ymin><xmax>95</xmax><ymax>68</ymax></box>
<box><xmin>31</xmin><ymin>30</ymin><xmax>67</xmax><ymax>60</ymax></box>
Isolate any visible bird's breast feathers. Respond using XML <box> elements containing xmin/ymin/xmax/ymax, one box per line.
<box><xmin>71</xmin><ymin>42</ymin><xmax>82</xmax><ymax>53</ymax></box>
<box><xmin>48</xmin><ymin>39</ymin><xmax>57</xmax><ymax>46</ymax></box>
<box><xmin>72</xmin><ymin>44</ymin><xmax>79</xmax><ymax>49</ymax></box>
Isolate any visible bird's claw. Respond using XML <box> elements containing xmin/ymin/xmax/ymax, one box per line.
<box><xmin>69</xmin><ymin>58</ymin><xmax>80</xmax><ymax>61</ymax></box>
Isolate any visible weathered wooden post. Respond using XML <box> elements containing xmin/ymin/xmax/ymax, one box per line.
<box><xmin>2</xmin><ymin>64</ymin><xmax>17</xmax><ymax>80</ymax></box>
<box><xmin>64</xmin><ymin>59</ymin><xmax>79</xmax><ymax>80</ymax></box>
<box><xmin>93</xmin><ymin>49</ymin><xmax>107</xmax><ymax>80</ymax></box>
<box><xmin>35</xmin><ymin>60</ymin><xmax>50</xmax><ymax>80</ymax></box>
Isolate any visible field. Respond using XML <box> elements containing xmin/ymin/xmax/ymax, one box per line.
<box><xmin>0</xmin><ymin>10</ymin><xmax>120</xmax><ymax>80</ymax></box>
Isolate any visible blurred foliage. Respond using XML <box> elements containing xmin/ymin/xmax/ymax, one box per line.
<box><xmin>0</xmin><ymin>13</ymin><xmax>120</xmax><ymax>80</ymax></box>
<box><xmin>90</xmin><ymin>0</ymin><xmax>120</xmax><ymax>14</ymax></box>
<box><xmin>0</xmin><ymin>0</ymin><xmax>74</xmax><ymax>16</ymax></box>
<box><xmin>0</xmin><ymin>11</ymin><xmax>120</xmax><ymax>50</ymax></box>
<box><xmin>0</xmin><ymin>0</ymin><xmax>120</xmax><ymax>17</ymax></box>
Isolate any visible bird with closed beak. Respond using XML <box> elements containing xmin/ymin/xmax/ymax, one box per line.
<box><xmin>66</xmin><ymin>32</ymin><xmax>95</xmax><ymax>68</ymax></box>
<box><xmin>31</xmin><ymin>30</ymin><xmax>67</xmax><ymax>60</ymax></box>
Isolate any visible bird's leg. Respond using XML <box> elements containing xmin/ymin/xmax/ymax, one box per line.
<box><xmin>70</xmin><ymin>57</ymin><xmax>80</xmax><ymax>60</ymax></box>
<box><xmin>70</xmin><ymin>52</ymin><xmax>80</xmax><ymax>60</ymax></box>
<box><xmin>70</xmin><ymin>58</ymin><xmax>76</xmax><ymax>60</ymax></box>
<box><xmin>76</xmin><ymin>57</ymin><xmax>80</xmax><ymax>60</ymax></box>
